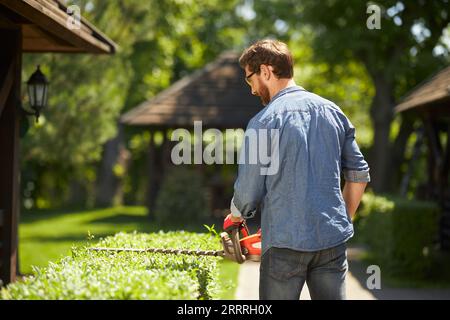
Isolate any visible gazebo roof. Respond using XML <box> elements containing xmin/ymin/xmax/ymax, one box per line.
<box><xmin>395</xmin><ymin>65</ymin><xmax>450</xmax><ymax>115</ymax></box>
<box><xmin>121</xmin><ymin>51</ymin><xmax>263</xmax><ymax>129</ymax></box>
<box><xmin>0</xmin><ymin>0</ymin><xmax>116</xmax><ymax>54</ymax></box>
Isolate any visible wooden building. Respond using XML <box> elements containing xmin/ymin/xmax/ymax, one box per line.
<box><xmin>395</xmin><ymin>66</ymin><xmax>450</xmax><ymax>250</ymax></box>
<box><xmin>0</xmin><ymin>0</ymin><xmax>116</xmax><ymax>285</ymax></box>
<box><xmin>121</xmin><ymin>52</ymin><xmax>262</xmax><ymax>215</ymax></box>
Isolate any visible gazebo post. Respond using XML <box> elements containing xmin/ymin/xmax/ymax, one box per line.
<box><xmin>156</xmin><ymin>128</ymin><xmax>168</xmax><ymax>203</ymax></box>
<box><xmin>442</xmin><ymin>125</ymin><xmax>450</xmax><ymax>201</ymax></box>
<box><xmin>423</xmin><ymin>114</ymin><xmax>443</xmax><ymax>199</ymax></box>
<box><xmin>161</xmin><ymin>128</ymin><xmax>171</xmax><ymax>172</ymax></box>
<box><xmin>0</xmin><ymin>28</ymin><xmax>21</xmax><ymax>286</ymax></box>
<box><xmin>146</xmin><ymin>127</ymin><xmax>168</xmax><ymax>219</ymax></box>
<box><xmin>146</xmin><ymin>128</ymin><xmax>157</xmax><ymax>219</ymax></box>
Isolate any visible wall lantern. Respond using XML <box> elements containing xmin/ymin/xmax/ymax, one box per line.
<box><xmin>22</xmin><ymin>65</ymin><xmax>49</xmax><ymax>123</ymax></box>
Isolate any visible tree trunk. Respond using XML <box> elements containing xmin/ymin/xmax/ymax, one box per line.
<box><xmin>368</xmin><ymin>73</ymin><xmax>395</xmax><ymax>193</ymax></box>
<box><xmin>112</xmin><ymin>144</ymin><xmax>131</xmax><ymax>206</ymax></box>
<box><xmin>388</xmin><ymin>114</ymin><xmax>415</xmax><ymax>193</ymax></box>
<box><xmin>95</xmin><ymin>124</ymin><xmax>125</xmax><ymax>207</ymax></box>
<box><xmin>68</xmin><ymin>180</ymin><xmax>86</xmax><ymax>207</ymax></box>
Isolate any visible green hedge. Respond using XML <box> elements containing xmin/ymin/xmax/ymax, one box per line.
<box><xmin>356</xmin><ymin>193</ymin><xmax>440</xmax><ymax>278</ymax></box>
<box><xmin>1</xmin><ymin>231</ymin><xmax>222</xmax><ymax>300</ymax></box>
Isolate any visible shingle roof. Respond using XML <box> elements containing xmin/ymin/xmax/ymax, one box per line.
<box><xmin>121</xmin><ymin>51</ymin><xmax>263</xmax><ymax>128</ymax></box>
<box><xmin>395</xmin><ymin>65</ymin><xmax>450</xmax><ymax>113</ymax></box>
<box><xmin>0</xmin><ymin>0</ymin><xmax>117</xmax><ymax>53</ymax></box>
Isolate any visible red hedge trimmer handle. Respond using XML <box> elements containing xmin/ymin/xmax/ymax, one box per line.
<box><xmin>223</xmin><ymin>214</ymin><xmax>245</xmax><ymax>233</ymax></box>
<box><xmin>221</xmin><ymin>215</ymin><xmax>261</xmax><ymax>263</ymax></box>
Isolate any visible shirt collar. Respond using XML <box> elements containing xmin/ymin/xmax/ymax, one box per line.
<box><xmin>268</xmin><ymin>85</ymin><xmax>306</xmax><ymax>105</ymax></box>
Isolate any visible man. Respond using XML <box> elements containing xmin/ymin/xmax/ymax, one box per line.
<box><xmin>223</xmin><ymin>39</ymin><xmax>370</xmax><ymax>300</ymax></box>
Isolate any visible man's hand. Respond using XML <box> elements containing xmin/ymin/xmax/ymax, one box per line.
<box><xmin>230</xmin><ymin>214</ymin><xmax>244</xmax><ymax>223</ymax></box>
<box><xmin>223</xmin><ymin>213</ymin><xmax>244</xmax><ymax>232</ymax></box>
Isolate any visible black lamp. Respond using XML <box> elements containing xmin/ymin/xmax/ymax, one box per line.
<box><xmin>23</xmin><ymin>65</ymin><xmax>49</xmax><ymax>123</ymax></box>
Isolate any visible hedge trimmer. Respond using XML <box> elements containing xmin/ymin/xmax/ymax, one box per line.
<box><xmin>88</xmin><ymin>220</ymin><xmax>261</xmax><ymax>264</ymax></box>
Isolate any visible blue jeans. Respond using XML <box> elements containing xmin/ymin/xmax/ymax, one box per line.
<box><xmin>259</xmin><ymin>243</ymin><xmax>348</xmax><ymax>300</ymax></box>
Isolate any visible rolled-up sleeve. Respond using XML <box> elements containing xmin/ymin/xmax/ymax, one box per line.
<box><xmin>341</xmin><ymin>119</ymin><xmax>371</xmax><ymax>183</ymax></box>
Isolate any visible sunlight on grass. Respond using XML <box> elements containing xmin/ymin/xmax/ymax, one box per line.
<box><xmin>217</xmin><ymin>260</ymin><xmax>239</xmax><ymax>300</ymax></box>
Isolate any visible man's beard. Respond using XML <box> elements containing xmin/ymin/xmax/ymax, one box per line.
<box><xmin>258</xmin><ymin>82</ymin><xmax>271</xmax><ymax>106</ymax></box>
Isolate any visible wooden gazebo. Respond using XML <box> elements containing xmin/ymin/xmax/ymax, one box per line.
<box><xmin>121</xmin><ymin>51</ymin><xmax>262</xmax><ymax>215</ymax></box>
<box><xmin>0</xmin><ymin>0</ymin><xmax>116</xmax><ymax>285</ymax></box>
<box><xmin>395</xmin><ymin>66</ymin><xmax>450</xmax><ymax>250</ymax></box>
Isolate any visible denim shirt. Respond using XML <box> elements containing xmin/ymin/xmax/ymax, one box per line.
<box><xmin>230</xmin><ymin>86</ymin><xmax>370</xmax><ymax>255</ymax></box>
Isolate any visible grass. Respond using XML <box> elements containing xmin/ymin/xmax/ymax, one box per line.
<box><xmin>217</xmin><ymin>260</ymin><xmax>240</xmax><ymax>300</ymax></box>
<box><xmin>18</xmin><ymin>206</ymin><xmax>239</xmax><ymax>299</ymax></box>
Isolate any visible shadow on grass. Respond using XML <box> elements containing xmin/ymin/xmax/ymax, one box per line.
<box><xmin>88</xmin><ymin>213</ymin><xmax>149</xmax><ymax>225</ymax></box>
<box><xmin>20</xmin><ymin>234</ymin><xmax>113</xmax><ymax>243</ymax></box>
<box><xmin>20</xmin><ymin>208</ymin><xmax>78</xmax><ymax>224</ymax></box>
<box><xmin>20</xmin><ymin>206</ymin><xmax>110</xmax><ymax>224</ymax></box>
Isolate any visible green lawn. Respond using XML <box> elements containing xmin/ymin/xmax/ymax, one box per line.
<box><xmin>18</xmin><ymin>206</ymin><xmax>239</xmax><ymax>299</ymax></box>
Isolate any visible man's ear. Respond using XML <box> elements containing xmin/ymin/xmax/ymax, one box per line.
<box><xmin>260</xmin><ymin>64</ymin><xmax>271</xmax><ymax>80</ymax></box>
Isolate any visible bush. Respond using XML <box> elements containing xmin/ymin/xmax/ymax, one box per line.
<box><xmin>155</xmin><ymin>166</ymin><xmax>209</xmax><ymax>226</ymax></box>
<box><xmin>1</xmin><ymin>231</ymin><xmax>222</xmax><ymax>300</ymax></box>
<box><xmin>356</xmin><ymin>193</ymin><xmax>440</xmax><ymax>278</ymax></box>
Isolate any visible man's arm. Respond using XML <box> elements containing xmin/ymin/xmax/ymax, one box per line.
<box><xmin>340</xmin><ymin>112</ymin><xmax>370</xmax><ymax>220</ymax></box>
<box><xmin>230</xmin><ymin>119</ymin><xmax>270</xmax><ymax>220</ymax></box>
<box><xmin>342</xmin><ymin>181</ymin><xmax>367</xmax><ymax>220</ymax></box>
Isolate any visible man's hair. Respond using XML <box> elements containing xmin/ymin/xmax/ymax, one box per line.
<box><xmin>239</xmin><ymin>39</ymin><xmax>294</xmax><ymax>79</ymax></box>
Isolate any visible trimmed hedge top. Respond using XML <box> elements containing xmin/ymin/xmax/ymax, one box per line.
<box><xmin>1</xmin><ymin>231</ymin><xmax>223</xmax><ymax>300</ymax></box>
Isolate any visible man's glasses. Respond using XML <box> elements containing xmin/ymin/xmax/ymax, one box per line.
<box><xmin>245</xmin><ymin>71</ymin><xmax>256</xmax><ymax>85</ymax></box>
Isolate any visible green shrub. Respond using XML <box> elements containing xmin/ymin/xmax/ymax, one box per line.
<box><xmin>155</xmin><ymin>166</ymin><xmax>209</xmax><ymax>226</ymax></box>
<box><xmin>356</xmin><ymin>193</ymin><xmax>440</xmax><ymax>278</ymax></box>
<box><xmin>1</xmin><ymin>231</ymin><xmax>222</xmax><ymax>300</ymax></box>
